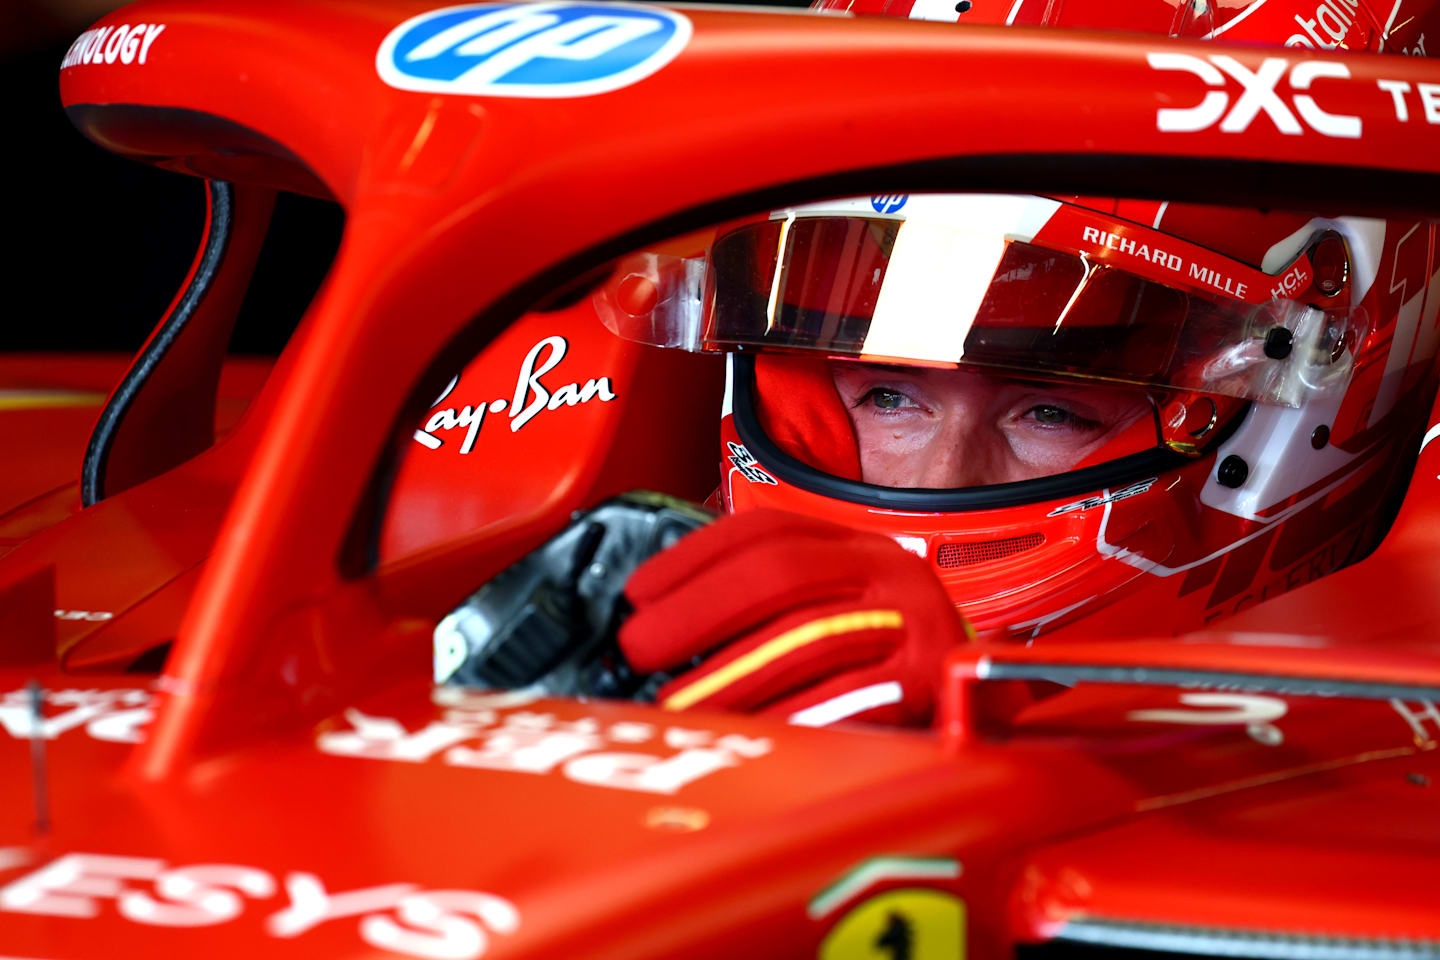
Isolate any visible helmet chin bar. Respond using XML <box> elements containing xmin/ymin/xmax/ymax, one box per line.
<box><xmin>729</xmin><ymin>354</ymin><xmax>1192</xmax><ymax>513</ymax></box>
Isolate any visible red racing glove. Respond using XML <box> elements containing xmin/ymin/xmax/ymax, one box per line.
<box><xmin>618</xmin><ymin>509</ymin><xmax>973</xmax><ymax>727</ymax></box>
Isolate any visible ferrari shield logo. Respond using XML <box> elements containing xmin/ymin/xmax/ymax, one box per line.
<box><xmin>819</xmin><ymin>889</ymin><xmax>965</xmax><ymax>959</ymax></box>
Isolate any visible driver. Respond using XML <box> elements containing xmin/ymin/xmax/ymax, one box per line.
<box><xmin>582</xmin><ymin>189</ymin><xmax>1437</xmax><ymax>727</ymax></box>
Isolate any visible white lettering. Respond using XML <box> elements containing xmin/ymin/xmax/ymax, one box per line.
<box><xmin>120</xmin><ymin>25</ymin><xmax>142</xmax><ymax>63</ymax></box>
<box><xmin>86</xmin><ymin>27</ymin><xmax>112</xmax><ymax>64</ymax></box>
<box><xmin>1297</xmin><ymin>14</ymin><xmax>1324</xmax><ymax>45</ymax></box>
<box><xmin>118</xmin><ymin>865</ymin><xmax>275</xmax><ymax>927</ymax></box>
<box><xmin>87</xmin><ymin>707</ymin><xmax>153</xmax><ymax>743</ymax></box>
<box><xmin>403</xmin><ymin>8</ymin><xmax>556</xmax><ymax>61</ymax></box>
<box><xmin>63</xmin><ymin>23</ymin><xmax>164</xmax><ymax>68</ymax></box>
<box><xmin>415</xmin><ymin>338</ymin><xmax>616</xmax><ymax>450</ymax></box>
<box><xmin>266</xmin><ymin>872</ymin><xmax>418</xmax><ymax>938</ymax></box>
<box><xmin>1316</xmin><ymin>3</ymin><xmax>1350</xmax><ymax>44</ymax></box>
<box><xmin>0</xmin><ymin>854</ymin><xmax>163</xmax><ymax>918</ymax></box>
<box><xmin>1150</xmin><ymin>52</ymin><xmax>1361</xmax><ymax>137</ymax></box>
<box><xmin>1390</xmin><ymin>698</ymin><xmax>1440</xmax><ymax>742</ymax></box>
<box><xmin>1129</xmin><ymin>692</ymin><xmax>1288</xmax><ymax>725</ymax></box>
<box><xmin>360</xmin><ymin>890</ymin><xmax>520</xmax><ymax>960</ymax></box>
<box><xmin>1379</xmin><ymin>79</ymin><xmax>1413</xmax><ymax>122</ymax></box>
<box><xmin>1147</xmin><ymin>52</ymin><xmax>1229</xmax><ymax>132</ymax></box>
<box><xmin>0</xmin><ymin>700</ymin><xmax>107</xmax><ymax>740</ymax></box>
<box><xmin>1420</xmin><ymin>83</ymin><xmax>1440</xmax><ymax>123</ymax></box>
<box><xmin>1212</xmin><ymin>56</ymin><xmax>1302</xmax><ymax>134</ymax></box>
<box><xmin>509</xmin><ymin>336</ymin><xmax>566</xmax><ymax>430</ymax></box>
<box><xmin>2</xmin><ymin>851</ymin><xmax>518</xmax><ymax>956</ymax></box>
<box><xmin>103</xmin><ymin>25</ymin><xmax>128</xmax><ymax>63</ymax></box>
<box><xmin>456</xmin><ymin>16</ymin><xmax>661</xmax><ymax>87</ymax></box>
<box><xmin>138</xmin><ymin>24</ymin><xmax>166</xmax><ymax>64</ymax></box>
<box><xmin>578</xmin><ymin>378</ymin><xmax>616</xmax><ymax>402</ymax></box>
<box><xmin>1289</xmin><ymin>61</ymin><xmax>1360</xmax><ymax>137</ymax></box>
<box><xmin>317</xmin><ymin>709</ymin><xmax>480</xmax><ymax>763</ymax></box>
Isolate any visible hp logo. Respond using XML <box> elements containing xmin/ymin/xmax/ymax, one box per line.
<box><xmin>870</xmin><ymin>194</ymin><xmax>908</xmax><ymax>214</ymax></box>
<box><xmin>377</xmin><ymin>2</ymin><xmax>692</xmax><ymax>98</ymax></box>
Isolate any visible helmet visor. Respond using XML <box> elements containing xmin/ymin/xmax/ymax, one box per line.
<box><xmin>596</xmin><ymin>208</ymin><xmax>1366</xmax><ymax>408</ymax></box>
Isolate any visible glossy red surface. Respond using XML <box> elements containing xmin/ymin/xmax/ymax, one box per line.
<box><xmin>4</xmin><ymin>1</ymin><xmax>1440</xmax><ymax>957</ymax></box>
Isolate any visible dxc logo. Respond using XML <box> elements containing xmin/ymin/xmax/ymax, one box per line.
<box><xmin>376</xmin><ymin>2</ymin><xmax>691</xmax><ymax>98</ymax></box>
<box><xmin>870</xmin><ymin>194</ymin><xmax>908</xmax><ymax>214</ymax></box>
<box><xmin>1146</xmin><ymin>53</ymin><xmax>1360</xmax><ymax>139</ymax></box>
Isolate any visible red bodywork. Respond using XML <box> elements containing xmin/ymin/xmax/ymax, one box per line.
<box><xmin>5</xmin><ymin>1</ymin><xmax>1440</xmax><ymax>956</ymax></box>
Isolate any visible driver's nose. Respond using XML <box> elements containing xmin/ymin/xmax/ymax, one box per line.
<box><xmin>910</xmin><ymin>398</ymin><xmax>1009</xmax><ymax>488</ymax></box>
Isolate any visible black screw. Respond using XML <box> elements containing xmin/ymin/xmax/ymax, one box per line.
<box><xmin>1311</xmin><ymin>425</ymin><xmax>1330</xmax><ymax>449</ymax></box>
<box><xmin>1217</xmin><ymin>455</ymin><xmax>1249</xmax><ymax>488</ymax></box>
<box><xmin>1407</xmin><ymin>772</ymin><xmax>1430</xmax><ymax>786</ymax></box>
<box><xmin>1264</xmin><ymin>327</ymin><xmax>1294</xmax><ymax>359</ymax></box>
<box><xmin>954</xmin><ymin>0</ymin><xmax>972</xmax><ymax>10</ymax></box>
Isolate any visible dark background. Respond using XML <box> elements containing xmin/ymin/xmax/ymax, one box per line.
<box><xmin>2</xmin><ymin>1</ymin><xmax>347</xmax><ymax>355</ymax></box>
<box><xmin>2</xmin><ymin>0</ymin><xmax>805</xmax><ymax>357</ymax></box>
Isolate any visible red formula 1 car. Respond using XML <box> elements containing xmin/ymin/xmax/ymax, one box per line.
<box><xmin>7</xmin><ymin>0</ymin><xmax>1440</xmax><ymax>957</ymax></box>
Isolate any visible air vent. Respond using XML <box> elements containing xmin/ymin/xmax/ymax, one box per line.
<box><xmin>936</xmin><ymin>533</ymin><xmax>1044</xmax><ymax>569</ymax></box>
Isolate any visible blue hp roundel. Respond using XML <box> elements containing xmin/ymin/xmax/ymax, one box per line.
<box><xmin>377</xmin><ymin>2</ymin><xmax>691</xmax><ymax>97</ymax></box>
<box><xmin>870</xmin><ymin>194</ymin><xmax>908</xmax><ymax>214</ymax></box>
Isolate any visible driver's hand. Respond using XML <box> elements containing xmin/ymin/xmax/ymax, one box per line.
<box><xmin>619</xmin><ymin>509</ymin><xmax>972</xmax><ymax>727</ymax></box>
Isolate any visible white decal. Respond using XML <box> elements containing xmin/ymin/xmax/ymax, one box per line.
<box><xmin>1080</xmin><ymin>225</ymin><xmax>1184</xmax><ymax>272</ymax></box>
<box><xmin>120</xmin><ymin>865</ymin><xmax>277</xmax><ymax>927</ymax></box>
<box><xmin>1269</xmin><ymin>260</ymin><xmax>1312</xmax><ymax>300</ymax></box>
<box><xmin>413</xmin><ymin>336</ymin><xmax>616</xmax><ymax>452</ymax></box>
<box><xmin>1390</xmin><ymin>698</ymin><xmax>1440</xmax><ymax>743</ymax></box>
<box><xmin>0</xmin><ymin>854</ymin><xmax>164</xmax><ymax>918</ymax></box>
<box><xmin>318</xmin><ymin>699</ymin><xmax>772</xmax><ymax>796</ymax></box>
<box><xmin>1284</xmin><ymin>0</ymin><xmax>1362</xmax><ymax>49</ymax></box>
<box><xmin>0</xmin><ymin>854</ymin><xmax>517</xmax><ymax>959</ymax></box>
<box><xmin>0</xmin><ymin>688</ymin><xmax>153</xmax><ymax>744</ymax></box>
<box><xmin>726</xmin><ymin>442</ymin><xmax>777</xmax><ymax>485</ymax></box>
<box><xmin>1128</xmin><ymin>692</ymin><xmax>1288</xmax><ymax>746</ymax></box>
<box><xmin>60</xmin><ymin>24</ymin><xmax>166</xmax><ymax>69</ymax></box>
<box><xmin>1146</xmin><ymin>53</ymin><xmax>1360</xmax><ymax>138</ymax></box>
<box><xmin>376</xmin><ymin>3</ymin><xmax>691</xmax><ymax>100</ymax></box>
<box><xmin>267</xmin><ymin>873</ymin><xmax>418</xmax><ymax>937</ymax></box>
<box><xmin>361</xmin><ymin>891</ymin><xmax>520</xmax><ymax>960</ymax></box>
<box><xmin>1047</xmin><ymin>478</ymin><xmax>1157</xmax><ymax>517</ymax></box>
<box><xmin>1375</xmin><ymin>79</ymin><xmax>1440</xmax><ymax>126</ymax></box>
<box><xmin>54</xmin><ymin>609</ymin><xmax>114</xmax><ymax>622</ymax></box>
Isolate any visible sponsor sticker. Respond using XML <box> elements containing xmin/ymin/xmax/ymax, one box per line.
<box><xmin>0</xmin><ymin>687</ymin><xmax>153</xmax><ymax>744</ymax></box>
<box><xmin>870</xmin><ymin>194</ymin><xmax>908</xmax><ymax>215</ymax></box>
<box><xmin>317</xmin><ymin>689</ymin><xmax>772</xmax><ymax>796</ymax></box>
<box><xmin>1047</xmin><ymin>478</ymin><xmax>1157</xmax><ymax>517</ymax></box>
<box><xmin>376</xmin><ymin>2</ymin><xmax>692</xmax><ymax>98</ymax></box>
<box><xmin>1146</xmin><ymin>52</ymin><xmax>1361</xmax><ymax>139</ymax></box>
<box><xmin>0</xmin><ymin>852</ymin><xmax>517</xmax><ymax>959</ymax></box>
<box><xmin>727</xmin><ymin>442</ymin><xmax>778</xmax><ymax>485</ymax></box>
<box><xmin>810</xmin><ymin>856</ymin><xmax>965</xmax><ymax>960</ymax></box>
<box><xmin>61</xmin><ymin>23</ymin><xmax>166</xmax><ymax>70</ymax></box>
<box><xmin>413</xmin><ymin>336</ymin><xmax>616</xmax><ymax>452</ymax></box>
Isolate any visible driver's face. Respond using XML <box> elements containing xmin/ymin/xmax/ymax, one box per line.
<box><xmin>830</xmin><ymin>363</ymin><xmax>1152</xmax><ymax>488</ymax></box>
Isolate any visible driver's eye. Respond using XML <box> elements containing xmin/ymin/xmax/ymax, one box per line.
<box><xmin>1031</xmin><ymin>404</ymin><xmax>1070</xmax><ymax>424</ymax></box>
<box><xmin>863</xmin><ymin>388</ymin><xmax>909</xmax><ymax>410</ymax></box>
<box><xmin>1024</xmin><ymin>404</ymin><xmax>1101</xmax><ymax>430</ymax></box>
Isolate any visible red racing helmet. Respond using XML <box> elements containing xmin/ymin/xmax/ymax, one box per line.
<box><xmin>593</xmin><ymin>1</ymin><xmax>1440</xmax><ymax>642</ymax></box>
